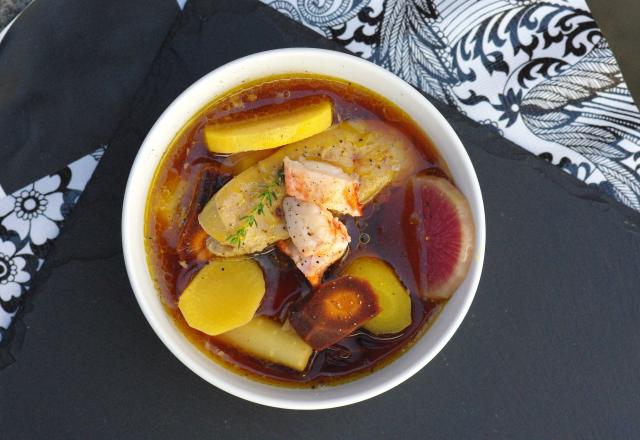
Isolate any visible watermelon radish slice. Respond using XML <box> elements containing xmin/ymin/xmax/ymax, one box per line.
<box><xmin>410</xmin><ymin>175</ymin><xmax>475</xmax><ymax>301</ymax></box>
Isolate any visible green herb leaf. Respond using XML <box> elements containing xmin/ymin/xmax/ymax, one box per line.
<box><xmin>225</xmin><ymin>166</ymin><xmax>285</xmax><ymax>248</ymax></box>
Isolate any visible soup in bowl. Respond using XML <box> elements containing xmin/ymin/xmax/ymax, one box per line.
<box><xmin>122</xmin><ymin>48</ymin><xmax>485</xmax><ymax>409</ymax></box>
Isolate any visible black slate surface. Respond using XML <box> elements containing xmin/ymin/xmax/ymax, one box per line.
<box><xmin>0</xmin><ymin>0</ymin><xmax>178</xmax><ymax>193</ymax></box>
<box><xmin>588</xmin><ymin>0</ymin><xmax>640</xmax><ymax>103</ymax></box>
<box><xmin>1</xmin><ymin>0</ymin><xmax>640</xmax><ymax>438</ymax></box>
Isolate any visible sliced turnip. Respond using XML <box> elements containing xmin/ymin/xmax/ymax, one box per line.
<box><xmin>410</xmin><ymin>175</ymin><xmax>475</xmax><ymax>301</ymax></box>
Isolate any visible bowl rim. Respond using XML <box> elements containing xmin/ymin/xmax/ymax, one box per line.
<box><xmin>122</xmin><ymin>47</ymin><xmax>485</xmax><ymax>410</ymax></box>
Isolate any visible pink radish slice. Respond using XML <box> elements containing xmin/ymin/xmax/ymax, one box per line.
<box><xmin>411</xmin><ymin>175</ymin><xmax>475</xmax><ymax>301</ymax></box>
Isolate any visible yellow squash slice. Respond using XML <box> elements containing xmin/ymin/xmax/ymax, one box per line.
<box><xmin>178</xmin><ymin>259</ymin><xmax>265</xmax><ymax>335</ymax></box>
<box><xmin>204</xmin><ymin>99</ymin><xmax>333</xmax><ymax>154</ymax></box>
<box><xmin>215</xmin><ymin>316</ymin><xmax>313</xmax><ymax>372</ymax></box>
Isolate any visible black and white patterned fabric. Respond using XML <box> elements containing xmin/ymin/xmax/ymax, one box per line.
<box><xmin>0</xmin><ymin>148</ymin><xmax>103</xmax><ymax>342</ymax></box>
<box><xmin>263</xmin><ymin>0</ymin><xmax>640</xmax><ymax>210</ymax></box>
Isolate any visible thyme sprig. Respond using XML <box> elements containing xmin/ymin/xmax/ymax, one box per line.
<box><xmin>226</xmin><ymin>167</ymin><xmax>285</xmax><ymax>248</ymax></box>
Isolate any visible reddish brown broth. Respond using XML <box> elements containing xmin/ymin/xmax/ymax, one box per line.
<box><xmin>146</xmin><ymin>75</ymin><xmax>451</xmax><ymax>386</ymax></box>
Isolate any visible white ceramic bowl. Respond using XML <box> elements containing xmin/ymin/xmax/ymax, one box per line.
<box><xmin>122</xmin><ymin>48</ymin><xmax>485</xmax><ymax>410</ymax></box>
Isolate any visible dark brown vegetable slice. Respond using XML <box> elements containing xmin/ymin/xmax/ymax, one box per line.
<box><xmin>288</xmin><ymin>276</ymin><xmax>381</xmax><ymax>350</ymax></box>
<box><xmin>177</xmin><ymin>164</ymin><xmax>231</xmax><ymax>262</ymax></box>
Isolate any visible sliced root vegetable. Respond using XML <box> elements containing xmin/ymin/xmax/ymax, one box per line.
<box><xmin>288</xmin><ymin>276</ymin><xmax>380</xmax><ymax>350</ymax></box>
<box><xmin>215</xmin><ymin>316</ymin><xmax>313</xmax><ymax>372</ymax></box>
<box><xmin>205</xmin><ymin>236</ymin><xmax>248</xmax><ymax>258</ymax></box>
<box><xmin>342</xmin><ymin>257</ymin><xmax>412</xmax><ymax>335</ymax></box>
<box><xmin>155</xmin><ymin>177</ymin><xmax>188</xmax><ymax>226</ymax></box>
<box><xmin>178</xmin><ymin>259</ymin><xmax>265</xmax><ymax>335</ymax></box>
<box><xmin>177</xmin><ymin>164</ymin><xmax>231</xmax><ymax>261</ymax></box>
<box><xmin>197</xmin><ymin>196</ymin><xmax>232</xmax><ymax>248</ymax></box>
<box><xmin>198</xmin><ymin>163</ymin><xmax>288</xmax><ymax>255</ymax></box>
<box><xmin>178</xmin><ymin>227</ymin><xmax>213</xmax><ymax>263</ymax></box>
<box><xmin>204</xmin><ymin>98</ymin><xmax>333</xmax><ymax>154</ymax></box>
<box><xmin>410</xmin><ymin>175</ymin><xmax>475</xmax><ymax>301</ymax></box>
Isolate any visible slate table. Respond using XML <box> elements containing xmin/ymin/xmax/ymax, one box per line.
<box><xmin>1</xmin><ymin>0</ymin><xmax>639</xmax><ymax>438</ymax></box>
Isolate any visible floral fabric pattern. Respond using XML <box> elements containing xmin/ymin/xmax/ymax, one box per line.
<box><xmin>263</xmin><ymin>0</ymin><xmax>640</xmax><ymax>211</ymax></box>
<box><xmin>0</xmin><ymin>148</ymin><xmax>104</xmax><ymax>342</ymax></box>
<box><xmin>0</xmin><ymin>237</ymin><xmax>33</xmax><ymax>303</ymax></box>
<box><xmin>0</xmin><ymin>175</ymin><xmax>66</xmax><ymax>246</ymax></box>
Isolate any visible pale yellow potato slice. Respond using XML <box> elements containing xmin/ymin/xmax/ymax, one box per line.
<box><xmin>178</xmin><ymin>259</ymin><xmax>265</xmax><ymax>335</ymax></box>
<box><xmin>204</xmin><ymin>99</ymin><xmax>333</xmax><ymax>154</ymax></box>
<box><xmin>215</xmin><ymin>316</ymin><xmax>313</xmax><ymax>372</ymax></box>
